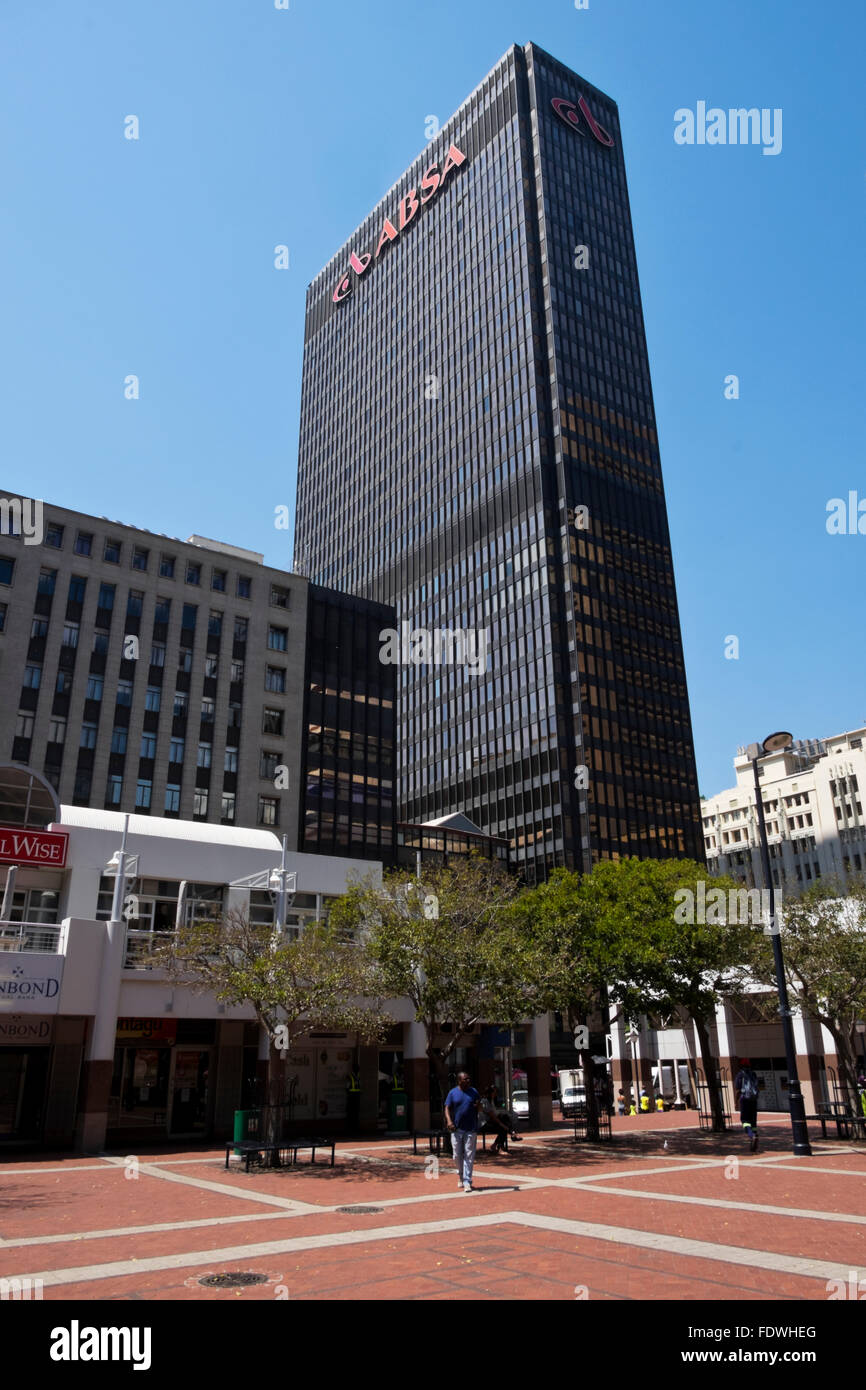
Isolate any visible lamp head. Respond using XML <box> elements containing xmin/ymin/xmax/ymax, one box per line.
<box><xmin>761</xmin><ymin>731</ymin><xmax>793</xmax><ymax>754</ymax></box>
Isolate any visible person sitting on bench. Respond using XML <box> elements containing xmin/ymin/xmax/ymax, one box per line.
<box><xmin>479</xmin><ymin>1085</ymin><xmax>523</xmax><ymax>1152</ymax></box>
<box><xmin>479</xmin><ymin>1087</ymin><xmax>509</xmax><ymax>1153</ymax></box>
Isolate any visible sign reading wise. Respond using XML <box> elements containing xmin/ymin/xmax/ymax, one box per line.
<box><xmin>0</xmin><ymin>827</ymin><xmax>68</xmax><ymax>867</ymax></box>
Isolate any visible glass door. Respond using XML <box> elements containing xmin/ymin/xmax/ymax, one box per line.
<box><xmin>0</xmin><ymin>1052</ymin><xmax>27</xmax><ymax>1135</ymax></box>
<box><xmin>169</xmin><ymin>1049</ymin><xmax>211</xmax><ymax>1135</ymax></box>
<box><xmin>110</xmin><ymin>1046</ymin><xmax>171</xmax><ymax>1131</ymax></box>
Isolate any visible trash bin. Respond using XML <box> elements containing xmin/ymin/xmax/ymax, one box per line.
<box><xmin>387</xmin><ymin>1089</ymin><xmax>409</xmax><ymax>1134</ymax></box>
<box><xmin>233</xmin><ymin>1108</ymin><xmax>261</xmax><ymax>1153</ymax></box>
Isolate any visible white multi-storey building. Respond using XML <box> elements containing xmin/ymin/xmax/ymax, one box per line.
<box><xmin>606</xmin><ymin>731</ymin><xmax>866</xmax><ymax>1119</ymax></box>
<box><xmin>702</xmin><ymin>727</ymin><xmax>866</xmax><ymax>890</ymax></box>
<box><xmin>0</xmin><ymin>766</ymin><xmax>553</xmax><ymax>1151</ymax></box>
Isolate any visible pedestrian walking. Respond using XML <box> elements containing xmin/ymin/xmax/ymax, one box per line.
<box><xmin>444</xmin><ymin>1071</ymin><xmax>481</xmax><ymax>1192</ymax></box>
<box><xmin>734</xmin><ymin>1057</ymin><xmax>760</xmax><ymax>1152</ymax></box>
<box><xmin>617</xmin><ymin>1090</ymin><xmax>626</xmax><ymax>1117</ymax></box>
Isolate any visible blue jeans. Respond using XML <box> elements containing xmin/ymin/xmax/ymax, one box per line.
<box><xmin>451</xmin><ymin>1128</ymin><xmax>477</xmax><ymax>1185</ymax></box>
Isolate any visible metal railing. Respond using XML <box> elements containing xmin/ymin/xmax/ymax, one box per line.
<box><xmin>123</xmin><ymin>929</ymin><xmax>175</xmax><ymax>969</ymax></box>
<box><xmin>0</xmin><ymin>921</ymin><xmax>63</xmax><ymax>954</ymax></box>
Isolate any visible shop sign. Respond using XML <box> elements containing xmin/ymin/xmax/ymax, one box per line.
<box><xmin>115</xmin><ymin>1017</ymin><xmax>177</xmax><ymax>1043</ymax></box>
<box><xmin>316</xmin><ymin>1048</ymin><xmax>351</xmax><ymax>1119</ymax></box>
<box><xmin>333</xmin><ymin>143</ymin><xmax>468</xmax><ymax>305</ymax></box>
<box><xmin>285</xmin><ymin>1051</ymin><xmax>314</xmax><ymax>1120</ymax></box>
<box><xmin>0</xmin><ymin>958</ymin><xmax>64</xmax><ymax>1013</ymax></box>
<box><xmin>0</xmin><ymin>1013</ymin><xmax>54</xmax><ymax>1043</ymax></box>
<box><xmin>0</xmin><ymin>825</ymin><xmax>68</xmax><ymax>867</ymax></box>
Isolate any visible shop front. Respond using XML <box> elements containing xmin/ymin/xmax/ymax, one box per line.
<box><xmin>109</xmin><ymin>1018</ymin><xmax>217</xmax><ymax>1140</ymax></box>
<box><xmin>0</xmin><ymin>1015</ymin><xmax>53</xmax><ymax>1141</ymax></box>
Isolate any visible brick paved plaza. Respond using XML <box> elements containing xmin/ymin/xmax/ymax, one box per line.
<box><xmin>3</xmin><ymin>1113</ymin><xmax>864</xmax><ymax>1303</ymax></box>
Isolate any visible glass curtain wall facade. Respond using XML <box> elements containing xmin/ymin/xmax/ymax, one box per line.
<box><xmin>294</xmin><ymin>42</ymin><xmax>702</xmax><ymax>881</ymax></box>
<box><xmin>300</xmin><ymin>587</ymin><xmax>396</xmax><ymax>862</ymax></box>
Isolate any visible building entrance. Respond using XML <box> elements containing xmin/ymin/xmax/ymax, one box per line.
<box><xmin>0</xmin><ymin>1048</ymin><xmax>50</xmax><ymax>1140</ymax></box>
<box><xmin>169</xmin><ymin>1048</ymin><xmax>211</xmax><ymax>1135</ymax></box>
<box><xmin>110</xmin><ymin>1045</ymin><xmax>171</xmax><ymax>1132</ymax></box>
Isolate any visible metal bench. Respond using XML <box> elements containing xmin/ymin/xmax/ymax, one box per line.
<box><xmin>806</xmin><ymin>1101</ymin><xmax>866</xmax><ymax>1140</ymax></box>
<box><xmin>225</xmin><ymin>1137</ymin><xmax>335</xmax><ymax>1171</ymax></box>
<box><xmin>412</xmin><ymin>1128</ymin><xmax>492</xmax><ymax>1155</ymax></box>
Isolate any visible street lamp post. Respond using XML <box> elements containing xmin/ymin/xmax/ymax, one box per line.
<box><xmin>269</xmin><ymin>835</ymin><xmax>297</xmax><ymax>935</ymax></box>
<box><xmin>747</xmin><ymin>732</ymin><xmax>812</xmax><ymax>1157</ymax></box>
<box><xmin>626</xmin><ymin>1024</ymin><xmax>640</xmax><ymax>1112</ymax></box>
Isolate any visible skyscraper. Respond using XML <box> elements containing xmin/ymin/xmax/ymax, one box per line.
<box><xmin>294</xmin><ymin>41</ymin><xmax>703</xmax><ymax>881</ymax></box>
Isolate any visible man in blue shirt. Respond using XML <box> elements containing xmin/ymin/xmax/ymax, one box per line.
<box><xmin>444</xmin><ymin>1072</ymin><xmax>481</xmax><ymax>1192</ymax></box>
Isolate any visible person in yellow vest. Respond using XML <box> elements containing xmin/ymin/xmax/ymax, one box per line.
<box><xmin>640</xmin><ymin>1090</ymin><xmax>651</xmax><ymax>1113</ymax></box>
<box><xmin>655</xmin><ymin>1095</ymin><xmax>665</xmax><ymax>1112</ymax></box>
<box><xmin>345</xmin><ymin>1067</ymin><xmax>361</xmax><ymax>1134</ymax></box>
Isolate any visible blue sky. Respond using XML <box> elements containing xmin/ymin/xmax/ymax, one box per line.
<box><xmin>1</xmin><ymin>0</ymin><xmax>863</xmax><ymax>798</ymax></box>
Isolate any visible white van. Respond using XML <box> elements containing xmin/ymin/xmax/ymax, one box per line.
<box><xmin>558</xmin><ymin>1069</ymin><xmax>587</xmax><ymax>1117</ymax></box>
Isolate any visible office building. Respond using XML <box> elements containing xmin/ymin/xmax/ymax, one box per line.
<box><xmin>0</xmin><ymin>497</ymin><xmax>396</xmax><ymax>861</ymax></box>
<box><xmin>294</xmin><ymin>41</ymin><xmax>702</xmax><ymax>880</ymax></box>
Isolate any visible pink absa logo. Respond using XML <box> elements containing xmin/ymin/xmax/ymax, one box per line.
<box><xmin>552</xmin><ymin>94</ymin><xmax>615</xmax><ymax>148</ymax></box>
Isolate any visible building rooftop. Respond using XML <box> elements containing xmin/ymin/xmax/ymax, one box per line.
<box><xmin>52</xmin><ymin>806</ymin><xmax>283</xmax><ymax>852</ymax></box>
<box><xmin>186</xmin><ymin>535</ymin><xmax>264</xmax><ymax>565</ymax></box>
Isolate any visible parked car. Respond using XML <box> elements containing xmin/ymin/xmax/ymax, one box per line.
<box><xmin>560</xmin><ymin>1084</ymin><xmax>587</xmax><ymax>1118</ymax></box>
<box><xmin>511</xmin><ymin>1089</ymin><xmax>529</xmax><ymax>1119</ymax></box>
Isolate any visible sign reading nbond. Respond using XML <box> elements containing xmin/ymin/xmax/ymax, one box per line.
<box><xmin>0</xmin><ymin>826</ymin><xmax>68</xmax><ymax>867</ymax></box>
<box><xmin>333</xmin><ymin>143</ymin><xmax>469</xmax><ymax>305</ymax></box>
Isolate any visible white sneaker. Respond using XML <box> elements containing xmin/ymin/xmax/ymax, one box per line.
<box><xmin>463</xmin><ymin>1182</ymin><xmax>472</xmax><ymax>1193</ymax></box>
<box><xmin>457</xmin><ymin>1180</ymin><xmax>464</xmax><ymax>1189</ymax></box>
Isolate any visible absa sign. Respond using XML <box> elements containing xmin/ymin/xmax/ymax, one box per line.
<box><xmin>551</xmin><ymin>95</ymin><xmax>615</xmax><ymax>148</ymax></box>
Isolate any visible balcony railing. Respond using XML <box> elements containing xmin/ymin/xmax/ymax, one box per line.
<box><xmin>0</xmin><ymin>921</ymin><xmax>63</xmax><ymax>954</ymax></box>
<box><xmin>124</xmin><ymin>929</ymin><xmax>174</xmax><ymax>970</ymax></box>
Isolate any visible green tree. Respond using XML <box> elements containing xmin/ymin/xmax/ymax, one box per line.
<box><xmin>509</xmin><ymin>869</ymin><xmax>621</xmax><ymax>1138</ymax></box>
<box><xmin>518</xmin><ymin>858</ymin><xmax>758</xmax><ymax>1132</ymax></box>
<box><xmin>156</xmin><ymin>908</ymin><xmax>390</xmax><ymax>1146</ymax></box>
<box><xmin>751</xmin><ymin>879</ymin><xmax>866</xmax><ymax>1107</ymax></box>
<box><xmin>330</xmin><ymin>856</ymin><xmax>536</xmax><ymax>1118</ymax></box>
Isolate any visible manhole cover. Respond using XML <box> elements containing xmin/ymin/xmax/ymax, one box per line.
<box><xmin>337</xmin><ymin>1205</ymin><xmax>383</xmax><ymax>1214</ymax></box>
<box><xmin>198</xmin><ymin>1272</ymin><xmax>269</xmax><ymax>1288</ymax></box>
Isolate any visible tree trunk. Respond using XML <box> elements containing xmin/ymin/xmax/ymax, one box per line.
<box><xmin>264</xmin><ymin>1039</ymin><xmax>286</xmax><ymax>1156</ymax></box>
<box><xmin>694</xmin><ymin>1013</ymin><xmax>726</xmax><ymax>1132</ymax></box>
<box><xmin>569</xmin><ymin>1009</ymin><xmax>600</xmax><ymax>1140</ymax></box>
<box><xmin>824</xmin><ymin>1020</ymin><xmax>861</xmax><ymax>1111</ymax></box>
<box><xmin>427</xmin><ymin>1037</ymin><xmax>450</xmax><ymax>1128</ymax></box>
<box><xmin>581</xmin><ymin>1048</ymin><xmax>601</xmax><ymax>1139</ymax></box>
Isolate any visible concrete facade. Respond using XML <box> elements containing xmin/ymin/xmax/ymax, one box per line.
<box><xmin>0</xmin><ymin>807</ymin><xmax>551</xmax><ymax>1150</ymax></box>
<box><xmin>702</xmin><ymin>727</ymin><xmax>866</xmax><ymax>890</ymax></box>
<box><xmin>0</xmin><ymin>496</ymin><xmax>399</xmax><ymax>855</ymax></box>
